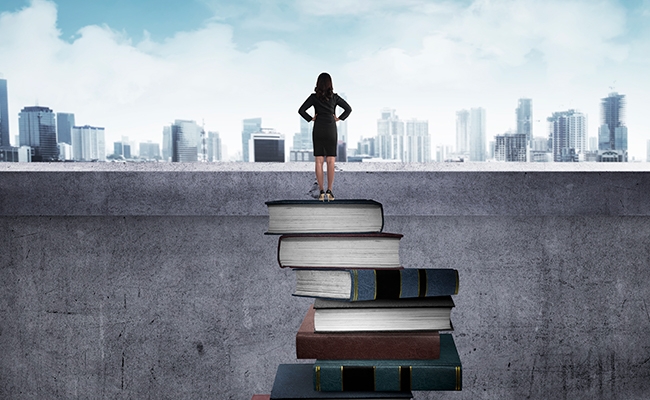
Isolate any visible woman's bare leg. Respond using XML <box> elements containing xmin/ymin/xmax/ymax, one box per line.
<box><xmin>315</xmin><ymin>156</ymin><xmax>325</xmax><ymax>191</ymax></box>
<box><xmin>326</xmin><ymin>156</ymin><xmax>335</xmax><ymax>191</ymax></box>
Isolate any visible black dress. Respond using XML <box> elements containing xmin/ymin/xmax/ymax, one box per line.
<box><xmin>298</xmin><ymin>93</ymin><xmax>352</xmax><ymax>157</ymax></box>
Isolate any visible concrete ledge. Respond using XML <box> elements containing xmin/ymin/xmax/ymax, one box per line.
<box><xmin>1</xmin><ymin>163</ymin><xmax>650</xmax><ymax>216</ymax></box>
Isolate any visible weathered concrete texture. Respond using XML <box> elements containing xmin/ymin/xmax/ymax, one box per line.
<box><xmin>1</xmin><ymin>166</ymin><xmax>650</xmax><ymax>399</ymax></box>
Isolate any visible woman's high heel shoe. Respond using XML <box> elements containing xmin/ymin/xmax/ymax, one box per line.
<box><xmin>325</xmin><ymin>189</ymin><xmax>334</xmax><ymax>201</ymax></box>
<box><xmin>318</xmin><ymin>190</ymin><xmax>325</xmax><ymax>201</ymax></box>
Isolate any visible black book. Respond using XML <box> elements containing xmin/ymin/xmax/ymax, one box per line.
<box><xmin>270</xmin><ymin>364</ymin><xmax>412</xmax><ymax>399</ymax></box>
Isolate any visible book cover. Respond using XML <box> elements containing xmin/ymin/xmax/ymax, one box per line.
<box><xmin>314</xmin><ymin>335</ymin><xmax>462</xmax><ymax>392</ymax></box>
<box><xmin>293</xmin><ymin>268</ymin><xmax>459</xmax><ymax>301</ymax></box>
<box><xmin>296</xmin><ymin>306</ymin><xmax>441</xmax><ymax>360</ymax></box>
<box><xmin>277</xmin><ymin>233</ymin><xmax>403</xmax><ymax>269</ymax></box>
<box><xmin>270</xmin><ymin>364</ymin><xmax>412</xmax><ymax>399</ymax></box>
<box><xmin>265</xmin><ymin>199</ymin><xmax>384</xmax><ymax>235</ymax></box>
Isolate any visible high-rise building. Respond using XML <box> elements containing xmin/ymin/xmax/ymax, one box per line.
<box><xmin>56</xmin><ymin>113</ymin><xmax>75</xmax><ymax>145</ymax></box>
<box><xmin>547</xmin><ymin>110</ymin><xmax>586</xmax><ymax>162</ymax></box>
<box><xmin>646</xmin><ymin>140</ymin><xmax>650</xmax><ymax>162</ymax></box>
<box><xmin>516</xmin><ymin>98</ymin><xmax>533</xmax><ymax>146</ymax></box>
<box><xmin>207</xmin><ymin>131</ymin><xmax>222</xmax><ymax>162</ymax></box>
<box><xmin>377</xmin><ymin>108</ymin><xmax>404</xmax><ymax>161</ymax></box>
<box><xmin>162</xmin><ymin>126</ymin><xmax>172</xmax><ymax>161</ymax></box>
<box><xmin>242</xmin><ymin>117</ymin><xmax>262</xmax><ymax>162</ymax></box>
<box><xmin>58</xmin><ymin>142</ymin><xmax>73</xmax><ymax>161</ymax></box>
<box><xmin>71</xmin><ymin>125</ymin><xmax>105</xmax><ymax>161</ymax></box>
<box><xmin>469</xmin><ymin>108</ymin><xmax>486</xmax><ymax>162</ymax></box>
<box><xmin>598</xmin><ymin>92</ymin><xmax>627</xmax><ymax>161</ymax></box>
<box><xmin>494</xmin><ymin>133</ymin><xmax>527</xmax><ymax>162</ymax></box>
<box><xmin>0</xmin><ymin>79</ymin><xmax>10</xmax><ymax>148</ymax></box>
<box><xmin>356</xmin><ymin>136</ymin><xmax>376</xmax><ymax>158</ymax></box>
<box><xmin>292</xmin><ymin>118</ymin><xmax>312</xmax><ymax>152</ymax></box>
<box><xmin>249</xmin><ymin>129</ymin><xmax>284</xmax><ymax>162</ymax></box>
<box><xmin>405</xmin><ymin>119</ymin><xmax>431</xmax><ymax>163</ymax></box>
<box><xmin>171</xmin><ymin>119</ymin><xmax>201</xmax><ymax>162</ymax></box>
<box><xmin>19</xmin><ymin>106</ymin><xmax>58</xmax><ymax>161</ymax></box>
<box><xmin>139</xmin><ymin>141</ymin><xmax>161</xmax><ymax>160</ymax></box>
<box><xmin>337</xmin><ymin>93</ymin><xmax>349</xmax><ymax>146</ymax></box>
<box><xmin>455</xmin><ymin>110</ymin><xmax>469</xmax><ymax>156</ymax></box>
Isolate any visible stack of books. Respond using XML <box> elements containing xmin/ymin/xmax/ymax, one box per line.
<box><xmin>252</xmin><ymin>199</ymin><xmax>462</xmax><ymax>400</ymax></box>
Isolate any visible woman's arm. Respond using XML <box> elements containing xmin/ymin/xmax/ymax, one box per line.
<box><xmin>298</xmin><ymin>94</ymin><xmax>315</xmax><ymax>122</ymax></box>
<box><xmin>336</xmin><ymin>95</ymin><xmax>352</xmax><ymax>121</ymax></box>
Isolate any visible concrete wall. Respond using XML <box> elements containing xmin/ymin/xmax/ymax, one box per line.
<box><xmin>1</xmin><ymin>163</ymin><xmax>649</xmax><ymax>400</ymax></box>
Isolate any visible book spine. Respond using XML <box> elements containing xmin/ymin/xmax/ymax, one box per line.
<box><xmin>314</xmin><ymin>364</ymin><xmax>461</xmax><ymax>392</ymax></box>
<box><xmin>350</xmin><ymin>269</ymin><xmax>459</xmax><ymax>301</ymax></box>
<box><xmin>296</xmin><ymin>332</ymin><xmax>440</xmax><ymax>360</ymax></box>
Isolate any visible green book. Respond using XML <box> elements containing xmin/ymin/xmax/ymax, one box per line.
<box><xmin>314</xmin><ymin>334</ymin><xmax>461</xmax><ymax>392</ymax></box>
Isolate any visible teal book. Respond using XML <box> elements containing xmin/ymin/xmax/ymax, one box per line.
<box><xmin>293</xmin><ymin>268</ymin><xmax>459</xmax><ymax>301</ymax></box>
<box><xmin>314</xmin><ymin>334</ymin><xmax>461</xmax><ymax>392</ymax></box>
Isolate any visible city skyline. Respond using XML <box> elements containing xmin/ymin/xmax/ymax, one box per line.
<box><xmin>1</xmin><ymin>1</ymin><xmax>650</xmax><ymax>160</ymax></box>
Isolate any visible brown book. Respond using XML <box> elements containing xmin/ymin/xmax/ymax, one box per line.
<box><xmin>251</xmin><ymin>395</ymin><xmax>270</xmax><ymax>400</ymax></box>
<box><xmin>296</xmin><ymin>306</ymin><xmax>440</xmax><ymax>360</ymax></box>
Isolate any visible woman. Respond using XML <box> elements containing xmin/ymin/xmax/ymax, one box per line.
<box><xmin>298</xmin><ymin>72</ymin><xmax>352</xmax><ymax>201</ymax></box>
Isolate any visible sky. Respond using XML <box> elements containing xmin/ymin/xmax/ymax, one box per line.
<box><xmin>1</xmin><ymin>0</ymin><xmax>649</xmax><ymax>160</ymax></box>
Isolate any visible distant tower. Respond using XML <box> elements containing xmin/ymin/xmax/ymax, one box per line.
<box><xmin>0</xmin><ymin>79</ymin><xmax>9</xmax><ymax>148</ymax></box>
<box><xmin>377</xmin><ymin>108</ymin><xmax>404</xmax><ymax>160</ymax></box>
<box><xmin>516</xmin><ymin>98</ymin><xmax>532</xmax><ymax>146</ymax></box>
<box><xmin>337</xmin><ymin>93</ymin><xmax>349</xmax><ymax>145</ymax></box>
<box><xmin>56</xmin><ymin>113</ymin><xmax>75</xmax><ymax>145</ymax></box>
<box><xmin>242</xmin><ymin>118</ymin><xmax>262</xmax><ymax>162</ymax></box>
<box><xmin>547</xmin><ymin>110</ymin><xmax>586</xmax><ymax>162</ymax></box>
<box><xmin>19</xmin><ymin>106</ymin><xmax>58</xmax><ymax>162</ymax></box>
<box><xmin>171</xmin><ymin>120</ymin><xmax>201</xmax><ymax>162</ymax></box>
<box><xmin>455</xmin><ymin>110</ymin><xmax>469</xmax><ymax>155</ymax></box>
<box><xmin>598</xmin><ymin>92</ymin><xmax>627</xmax><ymax>161</ymax></box>
<box><xmin>207</xmin><ymin>131</ymin><xmax>222</xmax><ymax>162</ymax></box>
<box><xmin>249</xmin><ymin>129</ymin><xmax>284</xmax><ymax>162</ymax></box>
<box><xmin>405</xmin><ymin>119</ymin><xmax>431</xmax><ymax>162</ymax></box>
<box><xmin>469</xmin><ymin>107</ymin><xmax>486</xmax><ymax>162</ymax></box>
<box><xmin>71</xmin><ymin>125</ymin><xmax>105</xmax><ymax>161</ymax></box>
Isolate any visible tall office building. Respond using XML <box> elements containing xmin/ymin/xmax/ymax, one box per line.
<box><xmin>495</xmin><ymin>133</ymin><xmax>527</xmax><ymax>162</ymax></box>
<box><xmin>57</xmin><ymin>112</ymin><xmax>75</xmax><ymax>145</ymax></box>
<box><xmin>0</xmin><ymin>79</ymin><xmax>9</xmax><ymax>148</ymax></box>
<box><xmin>292</xmin><ymin>118</ymin><xmax>312</xmax><ymax>151</ymax></box>
<box><xmin>139</xmin><ymin>141</ymin><xmax>161</xmax><ymax>160</ymax></box>
<box><xmin>242</xmin><ymin>117</ymin><xmax>262</xmax><ymax>162</ymax></box>
<box><xmin>646</xmin><ymin>139</ymin><xmax>650</xmax><ymax>162</ymax></box>
<box><xmin>455</xmin><ymin>110</ymin><xmax>469</xmax><ymax>155</ymax></box>
<box><xmin>598</xmin><ymin>92</ymin><xmax>627</xmax><ymax>161</ymax></box>
<box><xmin>469</xmin><ymin>108</ymin><xmax>486</xmax><ymax>162</ymax></box>
<box><xmin>171</xmin><ymin>119</ymin><xmax>201</xmax><ymax>162</ymax></box>
<box><xmin>71</xmin><ymin>125</ymin><xmax>105</xmax><ymax>161</ymax></box>
<box><xmin>19</xmin><ymin>106</ymin><xmax>58</xmax><ymax>161</ymax></box>
<box><xmin>405</xmin><ymin>119</ymin><xmax>431</xmax><ymax>163</ymax></box>
<box><xmin>162</xmin><ymin>126</ymin><xmax>172</xmax><ymax>161</ymax></box>
<box><xmin>207</xmin><ymin>131</ymin><xmax>222</xmax><ymax>162</ymax></box>
<box><xmin>356</xmin><ymin>136</ymin><xmax>377</xmax><ymax>158</ymax></box>
<box><xmin>547</xmin><ymin>110</ymin><xmax>586</xmax><ymax>162</ymax></box>
<box><xmin>516</xmin><ymin>98</ymin><xmax>533</xmax><ymax>146</ymax></box>
<box><xmin>249</xmin><ymin>129</ymin><xmax>284</xmax><ymax>162</ymax></box>
<box><xmin>377</xmin><ymin>108</ymin><xmax>404</xmax><ymax>161</ymax></box>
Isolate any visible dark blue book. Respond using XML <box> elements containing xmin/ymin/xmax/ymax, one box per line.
<box><xmin>314</xmin><ymin>335</ymin><xmax>461</xmax><ymax>392</ymax></box>
<box><xmin>270</xmin><ymin>363</ymin><xmax>412</xmax><ymax>399</ymax></box>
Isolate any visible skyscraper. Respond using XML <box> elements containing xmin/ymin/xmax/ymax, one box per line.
<box><xmin>249</xmin><ymin>130</ymin><xmax>284</xmax><ymax>162</ymax></box>
<box><xmin>405</xmin><ymin>119</ymin><xmax>431</xmax><ymax>162</ymax></box>
<box><xmin>139</xmin><ymin>141</ymin><xmax>161</xmax><ymax>160</ymax></box>
<box><xmin>162</xmin><ymin>126</ymin><xmax>172</xmax><ymax>161</ymax></box>
<box><xmin>469</xmin><ymin>108</ymin><xmax>486</xmax><ymax>162</ymax></box>
<box><xmin>547</xmin><ymin>110</ymin><xmax>586</xmax><ymax>162</ymax></box>
<box><xmin>207</xmin><ymin>131</ymin><xmax>222</xmax><ymax>162</ymax></box>
<box><xmin>242</xmin><ymin>117</ymin><xmax>262</xmax><ymax>162</ymax></box>
<box><xmin>516</xmin><ymin>98</ymin><xmax>533</xmax><ymax>146</ymax></box>
<box><xmin>377</xmin><ymin>108</ymin><xmax>404</xmax><ymax>160</ymax></box>
<box><xmin>337</xmin><ymin>93</ymin><xmax>349</xmax><ymax>145</ymax></box>
<box><xmin>455</xmin><ymin>110</ymin><xmax>469</xmax><ymax>155</ymax></box>
<box><xmin>598</xmin><ymin>92</ymin><xmax>627</xmax><ymax>161</ymax></box>
<box><xmin>0</xmin><ymin>79</ymin><xmax>9</xmax><ymax>148</ymax></box>
<box><xmin>292</xmin><ymin>118</ymin><xmax>312</xmax><ymax>152</ymax></box>
<box><xmin>56</xmin><ymin>113</ymin><xmax>75</xmax><ymax>145</ymax></box>
<box><xmin>19</xmin><ymin>106</ymin><xmax>58</xmax><ymax>161</ymax></box>
<box><xmin>494</xmin><ymin>133</ymin><xmax>527</xmax><ymax>162</ymax></box>
<box><xmin>71</xmin><ymin>125</ymin><xmax>105</xmax><ymax>161</ymax></box>
<box><xmin>171</xmin><ymin>120</ymin><xmax>201</xmax><ymax>162</ymax></box>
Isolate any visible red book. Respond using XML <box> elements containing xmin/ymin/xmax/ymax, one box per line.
<box><xmin>296</xmin><ymin>306</ymin><xmax>440</xmax><ymax>360</ymax></box>
<box><xmin>251</xmin><ymin>395</ymin><xmax>270</xmax><ymax>400</ymax></box>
